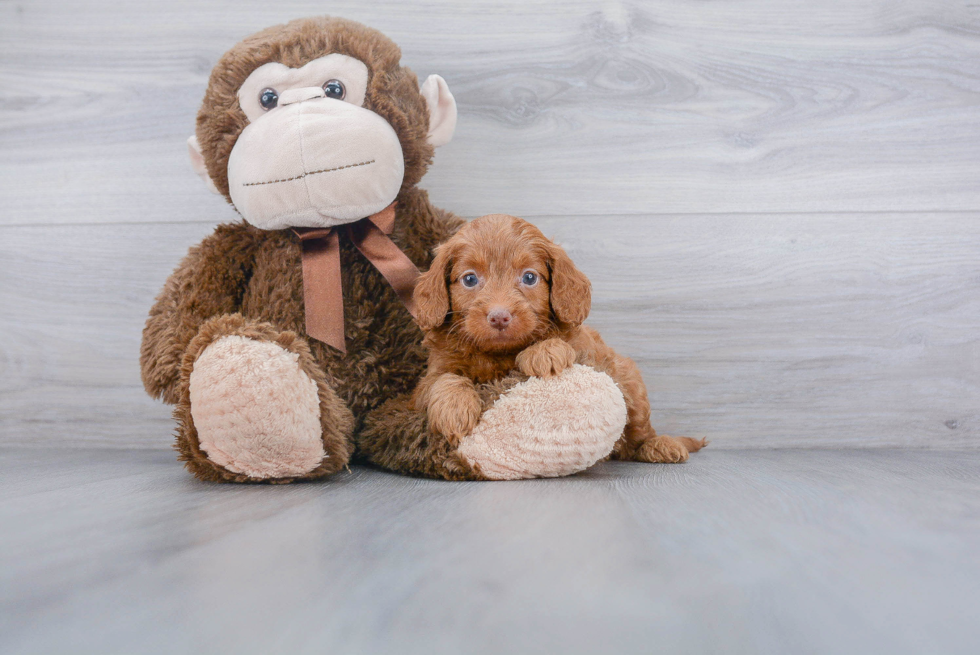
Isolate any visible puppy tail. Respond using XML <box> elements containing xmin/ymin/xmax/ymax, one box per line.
<box><xmin>677</xmin><ymin>436</ymin><xmax>709</xmax><ymax>453</ymax></box>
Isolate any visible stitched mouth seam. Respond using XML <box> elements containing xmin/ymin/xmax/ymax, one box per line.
<box><xmin>243</xmin><ymin>160</ymin><xmax>376</xmax><ymax>187</ymax></box>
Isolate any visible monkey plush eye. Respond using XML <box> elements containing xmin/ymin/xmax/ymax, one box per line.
<box><xmin>259</xmin><ymin>88</ymin><xmax>279</xmax><ymax>110</ymax></box>
<box><xmin>461</xmin><ymin>272</ymin><xmax>480</xmax><ymax>288</ymax></box>
<box><xmin>322</xmin><ymin>79</ymin><xmax>346</xmax><ymax>100</ymax></box>
<box><xmin>521</xmin><ymin>270</ymin><xmax>539</xmax><ymax>286</ymax></box>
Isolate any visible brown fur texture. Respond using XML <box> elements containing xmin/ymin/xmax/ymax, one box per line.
<box><xmin>411</xmin><ymin>215</ymin><xmax>707</xmax><ymax>464</ymax></box>
<box><xmin>140</xmin><ymin>17</ymin><xmax>464</xmax><ymax>482</ymax></box>
<box><xmin>358</xmin><ymin>370</ymin><xmax>529</xmax><ymax>480</ymax></box>
<box><xmin>355</xmin><ymin>395</ymin><xmax>489</xmax><ymax>481</ymax></box>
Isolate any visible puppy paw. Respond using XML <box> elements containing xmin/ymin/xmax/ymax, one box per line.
<box><xmin>516</xmin><ymin>338</ymin><xmax>577</xmax><ymax>379</ymax></box>
<box><xmin>634</xmin><ymin>435</ymin><xmax>692</xmax><ymax>463</ymax></box>
<box><xmin>427</xmin><ymin>374</ymin><xmax>482</xmax><ymax>444</ymax></box>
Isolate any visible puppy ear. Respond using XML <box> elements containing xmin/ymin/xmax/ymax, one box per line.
<box><xmin>414</xmin><ymin>242</ymin><xmax>455</xmax><ymax>331</ymax></box>
<box><xmin>548</xmin><ymin>242</ymin><xmax>591</xmax><ymax>326</ymax></box>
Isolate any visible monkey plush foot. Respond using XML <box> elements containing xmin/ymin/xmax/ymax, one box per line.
<box><xmin>176</xmin><ymin>315</ymin><xmax>354</xmax><ymax>483</ymax></box>
<box><xmin>457</xmin><ymin>365</ymin><xmax>627</xmax><ymax>480</ymax></box>
<box><xmin>189</xmin><ymin>335</ymin><xmax>325</xmax><ymax>478</ymax></box>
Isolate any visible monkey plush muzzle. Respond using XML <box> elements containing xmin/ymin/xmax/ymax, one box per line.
<box><xmin>227</xmin><ymin>92</ymin><xmax>405</xmax><ymax>230</ymax></box>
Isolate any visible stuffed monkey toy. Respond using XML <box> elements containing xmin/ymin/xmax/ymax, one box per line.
<box><xmin>140</xmin><ymin>17</ymin><xmax>628</xmax><ymax>482</ymax></box>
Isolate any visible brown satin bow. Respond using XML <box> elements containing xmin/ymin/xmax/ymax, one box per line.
<box><xmin>292</xmin><ymin>202</ymin><xmax>419</xmax><ymax>353</ymax></box>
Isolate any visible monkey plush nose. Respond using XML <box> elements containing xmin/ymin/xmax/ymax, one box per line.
<box><xmin>487</xmin><ymin>309</ymin><xmax>512</xmax><ymax>330</ymax></box>
<box><xmin>278</xmin><ymin>86</ymin><xmax>327</xmax><ymax>106</ymax></box>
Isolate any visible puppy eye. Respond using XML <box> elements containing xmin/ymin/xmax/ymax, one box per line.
<box><xmin>461</xmin><ymin>272</ymin><xmax>480</xmax><ymax>288</ymax></box>
<box><xmin>521</xmin><ymin>270</ymin><xmax>539</xmax><ymax>286</ymax></box>
<box><xmin>259</xmin><ymin>88</ymin><xmax>279</xmax><ymax>110</ymax></box>
<box><xmin>322</xmin><ymin>79</ymin><xmax>346</xmax><ymax>100</ymax></box>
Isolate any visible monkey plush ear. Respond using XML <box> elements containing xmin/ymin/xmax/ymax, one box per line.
<box><xmin>420</xmin><ymin>75</ymin><xmax>457</xmax><ymax>148</ymax></box>
<box><xmin>187</xmin><ymin>136</ymin><xmax>221</xmax><ymax>195</ymax></box>
<box><xmin>414</xmin><ymin>242</ymin><xmax>455</xmax><ymax>331</ymax></box>
<box><xmin>548</xmin><ymin>242</ymin><xmax>592</xmax><ymax>327</ymax></box>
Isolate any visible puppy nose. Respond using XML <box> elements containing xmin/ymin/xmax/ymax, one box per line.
<box><xmin>487</xmin><ymin>308</ymin><xmax>512</xmax><ymax>330</ymax></box>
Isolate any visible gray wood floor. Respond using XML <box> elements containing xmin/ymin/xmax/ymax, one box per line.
<box><xmin>2</xmin><ymin>448</ymin><xmax>979</xmax><ymax>654</ymax></box>
<box><xmin>2</xmin><ymin>0</ymin><xmax>978</xmax><ymax>449</ymax></box>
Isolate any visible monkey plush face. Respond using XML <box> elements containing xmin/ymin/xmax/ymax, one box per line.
<box><xmin>227</xmin><ymin>53</ymin><xmax>404</xmax><ymax>228</ymax></box>
<box><xmin>187</xmin><ymin>17</ymin><xmax>457</xmax><ymax>230</ymax></box>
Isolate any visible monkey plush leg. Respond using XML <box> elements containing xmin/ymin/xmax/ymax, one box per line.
<box><xmin>358</xmin><ymin>393</ymin><xmax>487</xmax><ymax>481</ymax></box>
<box><xmin>460</xmin><ymin>365</ymin><xmax>629</xmax><ymax>479</ymax></box>
<box><xmin>360</xmin><ymin>365</ymin><xmax>629</xmax><ymax>481</ymax></box>
<box><xmin>360</xmin><ymin>373</ymin><xmax>533</xmax><ymax>480</ymax></box>
<box><xmin>175</xmin><ymin>314</ymin><xmax>354</xmax><ymax>483</ymax></box>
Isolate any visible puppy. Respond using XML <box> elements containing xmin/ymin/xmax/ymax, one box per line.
<box><xmin>411</xmin><ymin>214</ymin><xmax>706</xmax><ymax>464</ymax></box>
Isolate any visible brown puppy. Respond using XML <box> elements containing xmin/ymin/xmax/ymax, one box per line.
<box><xmin>412</xmin><ymin>214</ymin><xmax>706</xmax><ymax>463</ymax></box>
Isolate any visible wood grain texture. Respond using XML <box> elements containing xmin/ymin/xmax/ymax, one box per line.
<box><xmin>2</xmin><ymin>0</ymin><xmax>980</xmax><ymax>225</ymax></box>
<box><xmin>1</xmin><ymin>214</ymin><xmax>976</xmax><ymax>448</ymax></box>
<box><xmin>2</xmin><ymin>448</ymin><xmax>979</xmax><ymax>654</ymax></box>
<box><xmin>1</xmin><ymin>1</ymin><xmax>978</xmax><ymax>450</ymax></box>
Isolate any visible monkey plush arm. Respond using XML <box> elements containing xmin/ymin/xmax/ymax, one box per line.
<box><xmin>140</xmin><ymin>222</ymin><xmax>258</xmax><ymax>404</ymax></box>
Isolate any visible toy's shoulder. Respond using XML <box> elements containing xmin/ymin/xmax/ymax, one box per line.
<box><xmin>394</xmin><ymin>187</ymin><xmax>465</xmax><ymax>267</ymax></box>
<box><xmin>186</xmin><ymin>220</ymin><xmax>290</xmax><ymax>264</ymax></box>
<box><xmin>198</xmin><ymin>219</ymin><xmax>267</xmax><ymax>249</ymax></box>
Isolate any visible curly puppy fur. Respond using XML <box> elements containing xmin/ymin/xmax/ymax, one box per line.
<box><xmin>411</xmin><ymin>214</ymin><xmax>707</xmax><ymax>463</ymax></box>
<box><xmin>140</xmin><ymin>17</ymin><xmax>464</xmax><ymax>482</ymax></box>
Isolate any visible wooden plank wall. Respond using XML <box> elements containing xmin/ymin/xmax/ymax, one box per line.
<box><xmin>1</xmin><ymin>0</ymin><xmax>977</xmax><ymax>449</ymax></box>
